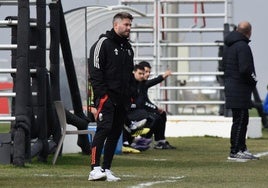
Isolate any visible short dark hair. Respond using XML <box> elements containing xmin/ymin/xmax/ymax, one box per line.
<box><xmin>133</xmin><ymin>64</ymin><xmax>144</xmax><ymax>72</ymax></box>
<box><xmin>139</xmin><ymin>61</ymin><xmax>151</xmax><ymax>69</ymax></box>
<box><xmin>113</xmin><ymin>12</ymin><xmax>133</xmax><ymax>24</ymax></box>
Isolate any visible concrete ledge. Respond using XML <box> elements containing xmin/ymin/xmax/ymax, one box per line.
<box><xmin>165</xmin><ymin>116</ymin><xmax>262</xmax><ymax>138</ymax></box>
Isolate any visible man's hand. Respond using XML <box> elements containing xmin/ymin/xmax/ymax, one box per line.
<box><xmin>162</xmin><ymin>70</ymin><xmax>172</xmax><ymax>79</ymax></box>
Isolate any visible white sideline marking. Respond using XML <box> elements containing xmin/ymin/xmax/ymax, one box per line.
<box><xmin>153</xmin><ymin>158</ymin><xmax>167</xmax><ymax>161</ymax></box>
<box><xmin>34</xmin><ymin>174</ymin><xmax>52</xmax><ymax>177</ymax></box>
<box><xmin>128</xmin><ymin>176</ymin><xmax>185</xmax><ymax>188</ymax></box>
<box><xmin>255</xmin><ymin>151</ymin><xmax>268</xmax><ymax>158</ymax></box>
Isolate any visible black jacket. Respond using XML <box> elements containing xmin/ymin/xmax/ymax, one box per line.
<box><xmin>88</xmin><ymin>29</ymin><xmax>135</xmax><ymax>107</ymax></box>
<box><xmin>223</xmin><ymin>31</ymin><xmax>257</xmax><ymax>109</ymax></box>
<box><xmin>135</xmin><ymin>75</ymin><xmax>164</xmax><ymax>112</ymax></box>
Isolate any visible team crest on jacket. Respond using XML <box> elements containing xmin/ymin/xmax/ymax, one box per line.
<box><xmin>114</xmin><ymin>48</ymin><xmax>118</xmax><ymax>55</ymax></box>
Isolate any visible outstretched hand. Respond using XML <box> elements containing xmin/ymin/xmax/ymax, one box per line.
<box><xmin>163</xmin><ymin>70</ymin><xmax>172</xmax><ymax>79</ymax></box>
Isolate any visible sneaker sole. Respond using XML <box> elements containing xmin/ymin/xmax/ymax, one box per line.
<box><xmin>154</xmin><ymin>146</ymin><xmax>166</xmax><ymax>149</ymax></box>
<box><xmin>227</xmin><ymin>157</ymin><xmax>249</xmax><ymax>162</ymax></box>
<box><xmin>88</xmin><ymin>174</ymin><xmax>107</xmax><ymax>181</ymax></box>
<box><xmin>122</xmin><ymin>147</ymin><xmax>140</xmax><ymax>153</ymax></box>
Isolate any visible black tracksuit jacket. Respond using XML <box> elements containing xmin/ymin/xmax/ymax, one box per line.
<box><xmin>135</xmin><ymin>75</ymin><xmax>164</xmax><ymax>112</ymax></box>
<box><xmin>88</xmin><ymin>29</ymin><xmax>135</xmax><ymax>108</ymax></box>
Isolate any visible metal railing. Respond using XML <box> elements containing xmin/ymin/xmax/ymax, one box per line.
<box><xmin>0</xmin><ymin>2</ymin><xmax>40</xmax><ymax>122</ymax></box>
<box><xmin>0</xmin><ymin>0</ymin><xmax>57</xmax><ymax>5</ymax></box>
<box><xmin>120</xmin><ymin>0</ymin><xmax>231</xmax><ymax>114</ymax></box>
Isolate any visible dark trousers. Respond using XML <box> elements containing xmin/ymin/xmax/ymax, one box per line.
<box><xmin>145</xmin><ymin>111</ymin><xmax>166</xmax><ymax>141</ymax></box>
<box><xmin>91</xmin><ymin>99</ymin><xmax>126</xmax><ymax>170</ymax></box>
<box><xmin>230</xmin><ymin>108</ymin><xmax>249</xmax><ymax>154</ymax></box>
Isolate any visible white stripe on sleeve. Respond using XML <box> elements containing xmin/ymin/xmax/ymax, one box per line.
<box><xmin>94</xmin><ymin>37</ymin><xmax>107</xmax><ymax>69</ymax></box>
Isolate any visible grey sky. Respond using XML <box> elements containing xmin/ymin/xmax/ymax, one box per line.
<box><xmin>232</xmin><ymin>0</ymin><xmax>268</xmax><ymax>99</ymax></box>
<box><xmin>0</xmin><ymin>0</ymin><xmax>267</xmax><ymax>98</ymax></box>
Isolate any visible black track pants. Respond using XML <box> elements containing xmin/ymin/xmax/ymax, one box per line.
<box><xmin>230</xmin><ymin>108</ymin><xmax>249</xmax><ymax>154</ymax></box>
<box><xmin>91</xmin><ymin>98</ymin><xmax>126</xmax><ymax>170</ymax></box>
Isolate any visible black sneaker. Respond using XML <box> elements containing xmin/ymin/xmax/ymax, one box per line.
<box><xmin>227</xmin><ymin>151</ymin><xmax>253</xmax><ymax>162</ymax></box>
<box><xmin>165</xmin><ymin>141</ymin><xmax>176</xmax><ymax>149</ymax></box>
<box><xmin>154</xmin><ymin>141</ymin><xmax>176</xmax><ymax>149</ymax></box>
<box><xmin>243</xmin><ymin>150</ymin><xmax>260</xmax><ymax>160</ymax></box>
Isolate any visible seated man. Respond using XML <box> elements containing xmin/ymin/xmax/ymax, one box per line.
<box><xmin>136</xmin><ymin>61</ymin><xmax>176</xmax><ymax>149</ymax></box>
<box><xmin>123</xmin><ymin>62</ymin><xmax>176</xmax><ymax>150</ymax></box>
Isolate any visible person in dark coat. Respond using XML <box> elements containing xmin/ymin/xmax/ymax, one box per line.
<box><xmin>88</xmin><ymin>12</ymin><xmax>135</xmax><ymax>181</ymax></box>
<box><xmin>223</xmin><ymin>21</ymin><xmax>258</xmax><ymax>161</ymax></box>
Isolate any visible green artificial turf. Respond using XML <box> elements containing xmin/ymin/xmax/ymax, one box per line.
<box><xmin>1</xmin><ymin>129</ymin><xmax>268</xmax><ymax>188</ymax></box>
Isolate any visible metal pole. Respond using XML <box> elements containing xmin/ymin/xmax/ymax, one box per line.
<box><xmin>35</xmin><ymin>0</ymin><xmax>48</xmax><ymax>161</ymax></box>
<box><xmin>85</xmin><ymin>7</ymin><xmax>89</xmax><ymax>117</ymax></box>
<box><xmin>13</xmin><ymin>0</ymin><xmax>31</xmax><ymax>167</ymax></box>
